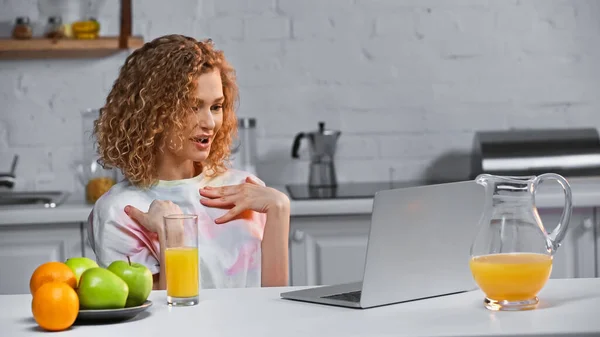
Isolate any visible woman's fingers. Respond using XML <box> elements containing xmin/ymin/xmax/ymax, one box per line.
<box><xmin>125</xmin><ymin>205</ymin><xmax>148</xmax><ymax>226</ymax></box>
<box><xmin>214</xmin><ymin>204</ymin><xmax>246</xmax><ymax>224</ymax></box>
<box><xmin>200</xmin><ymin>195</ymin><xmax>237</xmax><ymax>208</ymax></box>
<box><xmin>200</xmin><ymin>184</ymin><xmax>241</xmax><ymax>197</ymax></box>
<box><xmin>200</xmin><ymin>178</ymin><xmax>264</xmax><ymax>224</ymax></box>
<box><xmin>245</xmin><ymin>176</ymin><xmax>261</xmax><ymax>186</ymax></box>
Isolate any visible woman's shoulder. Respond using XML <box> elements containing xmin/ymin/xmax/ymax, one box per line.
<box><xmin>92</xmin><ymin>179</ymin><xmax>150</xmax><ymax>216</ymax></box>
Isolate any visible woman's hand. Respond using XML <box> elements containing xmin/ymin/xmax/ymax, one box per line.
<box><xmin>125</xmin><ymin>200</ymin><xmax>183</xmax><ymax>234</ymax></box>
<box><xmin>125</xmin><ymin>200</ymin><xmax>183</xmax><ymax>292</ymax></box>
<box><xmin>201</xmin><ymin>176</ymin><xmax>291</xmax><ymax>286</ymax></box>
<box><xmin>199</xmin><ymin>176</ymin><xmax>290</xmax><ymax>224</ymax></box>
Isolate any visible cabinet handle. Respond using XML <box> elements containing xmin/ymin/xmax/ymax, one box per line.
<box><xmin>582</xmin><ymin>218</ymin><xmax>594</xmax><ymax>231</ymax></box>
<box><xmin>291</xmin><ymin>230</ymin><xmax>305</xmax><ymax>243</ymax></box>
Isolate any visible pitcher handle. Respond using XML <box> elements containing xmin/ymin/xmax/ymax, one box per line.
<box><xmin>532</xmin><ymin>173</ymin><xmax>573</xmax><ymax>253</ymax></box>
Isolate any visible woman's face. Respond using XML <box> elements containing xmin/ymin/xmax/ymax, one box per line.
<box><xmin>164</xmin><ymin>68</ymin><xmax>224</xmax><ymax>165</ymax></box>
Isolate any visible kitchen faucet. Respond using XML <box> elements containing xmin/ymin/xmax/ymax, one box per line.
<box><xmin>0</xmin><ymin>155</ymin><xmax>18</xmax><ymax>189</ymax></box>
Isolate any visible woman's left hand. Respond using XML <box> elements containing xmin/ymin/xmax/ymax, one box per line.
<box><xmin>199</xmin><ymin>176</ymin><xmax>290</xmax><ymax>224</ymax></box>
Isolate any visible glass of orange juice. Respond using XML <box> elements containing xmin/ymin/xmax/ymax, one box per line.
<box><xmin>164</xmin><ymin>214</ymin><xmax>199</xmax><ymax>306</ymax></box>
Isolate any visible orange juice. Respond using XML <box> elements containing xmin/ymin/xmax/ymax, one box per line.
<box><xmin>469</xmin><ymin>253</ymin><xmax>552</xmax><ymax>302</ymax></box>
<box><xmin>165</xmin><ymin>247</ymin><xmax>199</xmax><ymax>298</ymax></box>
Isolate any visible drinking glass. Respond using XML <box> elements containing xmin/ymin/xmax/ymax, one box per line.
<box><xmin>164</xmin><ymin>214</ymin><xmax>199</xmax><ymax>306</ymax></box>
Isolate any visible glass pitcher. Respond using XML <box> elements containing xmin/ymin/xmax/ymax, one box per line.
<box><xmin>469</xmin><ymin>173</ymin><xmax>572</xmax><ymax>311</ymax></box>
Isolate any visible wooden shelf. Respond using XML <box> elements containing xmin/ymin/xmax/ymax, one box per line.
<box><xmin>0</xmin><ymin>0</ymin><xmax>140</xmax><ymax>60</ymax></box>
<box><xmin>0</xmin><ymin>36</ymin><xmax>144</xmax><ymax>59</ymax></box>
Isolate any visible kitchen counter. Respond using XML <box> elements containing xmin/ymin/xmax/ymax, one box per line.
<box><xmin>0</xmin><ymin>198</ymin><xmax>374</xmax><ymax>226</ymax></box>
<box><xmin>0</xmin><ymin>185</ymin><xmax>375</xmax><ymax>226</ymax></box>
<box><xmin>1</xmin><ymin>177</ymin><xmax>600</xmax><ymax>226</ymax></box>
<box><xmin>3</xmin><ymin>278</ymin><xmax>600</xmax><ymax>336</ymax></box>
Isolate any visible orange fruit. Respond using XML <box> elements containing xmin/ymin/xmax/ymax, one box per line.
<box><xmin>32</xmin><ymin>282</ymin><xmax>79</xmax><ymax>331</ymax></box>
<box><xmin>30</xmin><ymin>261</ymin><xmax>77</xmax><ymax>295</ymax></box>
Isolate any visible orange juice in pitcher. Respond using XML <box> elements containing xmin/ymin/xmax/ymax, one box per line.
<box><xmin>469</xmin><ymin>174</ymin><xmax>572</xmax><ymax>311</ymax></box>
<box><xmin>469</xmin><ymin>253</ymin><xmax>552</xmax><ymax>302</ymax></box>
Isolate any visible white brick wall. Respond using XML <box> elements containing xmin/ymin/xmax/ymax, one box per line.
<box><xmin>1</xmin><ymin>0</ymin><xmax>599</xmax><ymax>199</ymax></box>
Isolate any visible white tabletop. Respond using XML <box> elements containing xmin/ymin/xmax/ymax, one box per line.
<box><xmin>3</xmin><ymin>278</ymin><xmax>600</xmax><ymax>337</ymax></box>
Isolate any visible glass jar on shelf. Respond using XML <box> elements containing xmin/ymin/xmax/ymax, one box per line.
<box><xmin>72</xmin><ymin>0</ymin><xmax>106</xmax><ymax>39</ymax></box>
<box><xmin>12</xmin><ymin>17</ymin><xmax>32</xmax><ymax>40</ymax></box>
<box><xmin>45</xmin><ymin>16</ymin><xmax>66</xmax><ymax>39</ymax></box>
<box><xmin>72</xmin><ymin>18</ymin><xmax>100</xmax><ymax>39</ymax></box>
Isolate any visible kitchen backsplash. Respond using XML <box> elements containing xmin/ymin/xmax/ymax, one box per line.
<box><xmin>1</xmin><ymin>0</ymin><xmax>599</xmax><ymax>198</ymax></box>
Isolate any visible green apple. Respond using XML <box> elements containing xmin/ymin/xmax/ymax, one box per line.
<box><xmin>77</xmin><ymin>267</ymin><xmax>129</xmax><ymax>310</ymax></box>
<box><xmin>107</xmin><ymin>258</ymin><xmax>153</xmax><ymax>307</ymax></box>
<box><xmin>65</xmin><ymin>257</ymin><xmax>99</xmax><ymax>287</ymax></box>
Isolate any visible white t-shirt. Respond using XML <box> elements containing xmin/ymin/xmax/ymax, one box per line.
<box><xmin>87</xmin><ymin>169</ymin><xmax>267</xmax><ymax>289</ymax></box>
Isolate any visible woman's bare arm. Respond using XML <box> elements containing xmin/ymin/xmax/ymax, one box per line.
<box><xmin>261</xmin><ymin>203</ymin><xmax>290</xmax><ymax>287</ymax></box>
<box><xmin>198</xmin><ymin>176</ymin><xmax>291</xmax><ymax>287</ymax></box>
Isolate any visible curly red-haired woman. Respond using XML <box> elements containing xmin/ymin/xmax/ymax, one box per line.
<box><xmin>87</xmin><ymin>34</ymin><xmax>290</xmax><ymax>290</ymax></box>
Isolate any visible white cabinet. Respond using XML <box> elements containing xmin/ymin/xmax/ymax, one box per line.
<box><xmin>289</xmin><ymin>215</ymin><xmax>371</xmax><ymax>286</ymax></box>
<box><xmin>0</xmin><ymin>223</ymin><xmax>82</xmax><ymax>295</ymax></box>
<box><xmin>537</xmin><ymin>207</ymin><xmax>596</xmax><ymax>279</ymax></box>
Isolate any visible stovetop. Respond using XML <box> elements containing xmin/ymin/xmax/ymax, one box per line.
<box><xmin>285</xmin><ymin>180</ymin><xmax>449</xmax><ymax>200</ymax></box>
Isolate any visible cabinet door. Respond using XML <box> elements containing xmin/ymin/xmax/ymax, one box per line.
<box><xmin>537</xmin><ymin>207</ymin><xmax>596</xmax><ymax>279</ymax></box>
<box><xmin>289</xmin><ymin>215</ymin><xmax>371</xmax><ymax>286</ymax></box>
<box><xmin>0</xmin><ymin>224</ymin><xmax>82</xmax><ymax>295</ymax></box>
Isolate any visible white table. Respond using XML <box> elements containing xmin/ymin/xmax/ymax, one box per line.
<box><xmin>2</xmin><ymin>278</ymin><xmax>600</xmax><ymax>337</ymax></box>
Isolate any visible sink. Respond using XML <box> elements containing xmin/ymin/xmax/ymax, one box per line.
<box><xmin>0</xmin><ymin>191</ymin><xmax>69</xmax><ymax>209</ymax></box>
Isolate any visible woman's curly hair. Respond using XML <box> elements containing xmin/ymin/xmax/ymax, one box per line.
<box><xmin>94</xmin><ymin>34</ymin><xmax>239</xmax><ymax>188</ymax></box>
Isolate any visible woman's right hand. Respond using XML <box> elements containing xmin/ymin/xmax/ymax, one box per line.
<box><xmin>125</xmin><ymin>200</ymin><xmax>183</xmax><ymax>291</ymax></box>
<box><xmin>125</xmin><ymin>200</ymin><xmax>182</xmax><ymax>234</ymax></box>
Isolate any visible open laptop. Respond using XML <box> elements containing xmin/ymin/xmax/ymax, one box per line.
<box><xmin>280</xmin><ymin>180</ymin><xmax>485</xmax><ymax>309</ymax></box>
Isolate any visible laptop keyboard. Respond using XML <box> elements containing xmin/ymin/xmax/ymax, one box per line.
<box><xmin>322</xmin><ymin>290</ymin><xmax>362</xmax><ymax>302</ymax></box>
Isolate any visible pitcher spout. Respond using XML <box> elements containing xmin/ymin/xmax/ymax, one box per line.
<box><xmin>475</xmin><ymin>174</ymin><xmax>536</xmax><ymax>187</ymax></box>
<box><xmin>475</xmin><ymin>174</ymin><xmax>537</xmax><ymax>199</ymax></box>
